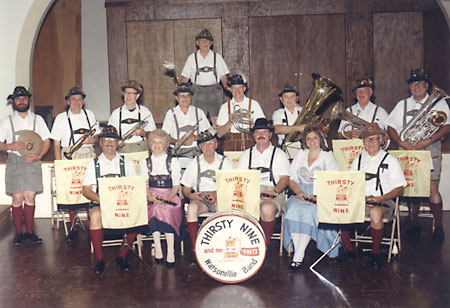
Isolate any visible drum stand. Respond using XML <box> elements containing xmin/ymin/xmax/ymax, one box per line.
<box><xmin>309</xmin><ymin>230</ymin><xmax>341</xmax><ymax>271</ymax></box>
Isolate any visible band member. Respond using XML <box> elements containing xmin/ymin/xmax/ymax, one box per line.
<box><xmin>236</xmin><ymin>118</ymin><xmax>290</xmax><ymax>246</ymax></box>
<box><xmin>181</xmin><ymin>128</ymin><xmax>233</xmax><ymax>263</ymax></box>
<box><xmin>162</xmin><ymin>82</ymin><xmax>211</xmax><ymax>170</ymax></box>
<box><xmin>340</xmin><ymin>123</ymin><xmax>406</xmax><ymax>269</ymax></box>
<box><xmin>139</xmin><ymin>129</ymin><xmax>184</xmax><ymax>267</ymax></box>
<box><xmin>108</xmin><ymin>80</ymin><xmax>156</xmax><ymax>153</ymax></box>
<box><xmin>0</xmin><ymin>86</ymin><xmax>51</xmax><ymax>245</ymax></box>
<box><xmin>82</xmin><ymin>125</ymin><xmax>138</xmax><ymax>274</ymax></box>
<box><xmin>272</xmin><ymin>85</ymin><xmax>305</xmax><ymax>146</ymax></box>
<box><xmin>180</xmin><ymin>28</ymin><xmax>230</xmax><ymax>127</ymax></box>
<box><xmin>338</xmin><ymin>78</ymin><xmax>389</xmax><ymax>139</ymax></box>
<box><xmin>387</xmin><ymin>69</ymin><xmax>450</xmax><ymax>241</ymax></box>
<box><xmin>217</xmin><ymin>74</ymin><xmax>265</xmax><ymax>151</ymax></box>
<box><xmin>283</xmin><ymin>126</ymin><xmax>339</xmax><ymax>270</ymax></box>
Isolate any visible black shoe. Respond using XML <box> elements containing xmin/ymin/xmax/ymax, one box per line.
<box><xmin>337</xmin><ymin>249</ymin><xmax>356</xmax><ymax>263</ymax></box>
<box><xmin>24</xmin><ymin>231</ymin><xmax>42</xmax><ymax>244</ymax></box>
<box><xmin>116</xmin><ymin>257</ymin><xmax>131</xmax><ymax>271</ymax></box>
<box><xmin>432</xmin><ymin>226</ymin><xmax>445</xmax><ymax>242</ymax></box>
<box><xmin>404</xmin><ymin>225</ymin><xmax>421</xmax><ymax>238</ymax></box>
<box><xmin>371</xmin><ymin>254</ymin><xmax>382</xmax><ymax>270</ymax></box>
<box><xmin>166</xmin><ymin>261</ymin><xmax>176</xmax><ymax>269</ymax></box>
<box><xmin>288</xmin><ymin>260</ymin><xmax>302</xmax><ymax>271</ymax></box>
<box><xmin>93</xmin><ymin>259</ymin><xmax>105</xmax><ymax>274</ymax></box>
<box><xmin>189</xmin><ymin>252</ymin><xmax>197</xmax><ymax>265</ymax></box>
<box><xmin>12</xmin><ymin>232</ymin><xmax>24</xmax><ymax>246</ymax></box>
<box><xmin>67</xmin><ymin>230</ymin><xmax>78</xmax><ymax>242</ymax></box>
<box><xmin>154</xmin><ymin>257</ymin><xmax>164</xmax><ymax>265</ymax></box>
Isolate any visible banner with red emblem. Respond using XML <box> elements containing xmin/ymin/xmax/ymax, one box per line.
<box><xmin>121</xmin><ymin>151</ymin><xmax>149</xmax><ymax>175</ymax></box>
<box><xmin>332</xmin><ymin>139</ymin><xmax>365</xmax><ymax>171</ymax></box>
<box><xmin>316</xmin><ymin>170</ymin><xmax>365</xmax><ymax>224</ymax></box>
<box><xmin>389</xmin><ymin>150</ymin><xmax>431</xmax><ymax>197</ymax></box>
<box><xmin>223</xmin><ymin>151</ymin><xmax>243</xmax><ymax>169</ymax></box>
<box><xmin>54</xmin><ymin>158</ymin><xmax>92</xmax><ymax>204</ymax></box>
<box><xmin>98</xmin><ymin>176</ymin><xmax>148</xmax><ymax>229</ymax></box>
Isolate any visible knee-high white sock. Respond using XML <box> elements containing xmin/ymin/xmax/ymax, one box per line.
<box><xmin>291</xmin><ymin>233</ymin><xmax>311</xmax><ymax>262</ymax></box>
<box><xmin>152</xmin><ymin>232</ymin><xmax>163</xmax><ymax>259</ymax></box>
<box><xmin>165</xmin><ymin>233</ymin><xmax>175</xmax><ymax>263</ymax></box>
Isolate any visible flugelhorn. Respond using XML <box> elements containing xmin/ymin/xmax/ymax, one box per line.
<box><xmin>118</xmin><ymin>115</ymin><xmax>151</xmax><ymax>148</ymax></box>
<box><xmin>172</xmin><ymin>118</ymin><xmax>202</xmax><ymax>153</ymax></box>
<box><xmin>400</xmin><ymin>86</ymin><xmax>448</xmax><ymax>146</ymax></box>
<box><xmin>63</xmin><ymin>123</ymin><xmax>97</xmax><ymax>160</ymax></box>
<box><xmin>330</xmin><ymin>101</ymin><xmax>390</xmax><ymax>149</ymax></box>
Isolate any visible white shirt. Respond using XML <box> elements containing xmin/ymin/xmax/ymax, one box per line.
<box><xmin>350</xmin><ymin>150</ymin><xmax>406</xmax><ymax>197</ymax></box>
<box><xmin>108</xmin><ymin>104</ymin><xmax>156</xmax><ymax>143</ymax></box>
<box><xmin>139</xmin><ymin>153</ymin><xmax>182</xmax><ymax>186</ymax></box>
<box><xmin>236</xmin><ymin>144</ymin><xmax>290</xmax><ymax>187</ymax></box>
<box><xmin>181</xmin><ymin>50</ymin><xmax>229</xmax><ymax>85</ymax></box>
<box><xmin>0</xmin><ymin>111</ymin><xmax>51</xmax><ymax>156</ymax></box>
<box><xmin>51</xmin><ymin>109</ymin><xmax>99</xmax><ymax>147</ymax></box>
<box><xmin>387</xmin><ymin>94</ymin><xmax>450</xmax><ymax>134</ymax></box>
<box><xmin>290</xmin><ymin>149</ymin><xmax>338</xmax><ymax>184</ymax></box>
<box><xmin>338</xmin><ymin>101</ymin><xmax>389</xmax><ymax>133</ymax></box>
<box><xmin>181</xmin><ymin>152</ymin><xmax>233</xmax><ymax>191</ymax></box>
<box><xmin>272</xmin><ymin>106</ymin><xmax>302</xmax><ymax>145</ymax></box>
<box><xmin>83</xmin><ymin>152</ymin><xmax>137</xmax><ymax>193</ymax></box>
<box><xmin>216</xmin><ymin>96</ymin><xmax>265</xmax><ymax>133</ymax></box>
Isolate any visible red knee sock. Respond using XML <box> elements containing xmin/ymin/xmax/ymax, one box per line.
<box><xmin>187</xmin><ymin>221</ymin><xmax>199</xmax><ymax>251</ymax></box>
<box><xmin>260</xmin><ymin>219</ymin><xmax>276</xmax><ymax>245</ymax></box>
<box><xmin>69</xmin><ymin>210</ymin><xmax>78</xmax><ymax>231</ymax></box>
<box><xmin>118</xmin><ymin>232</ymin><xmax>137</xmax><ymax>258</ymax></box>
<box><xmin>12</xmin><ymin>206</ymin><xmax>23</xmax><ymax>233</ymax></box>
<box><xmin>371</xmin><ymin>227</ymin><xmax>384</xmax><ymax>254</ymax></box>
<box><xmin>23</xmin><ymin>204</ymin><xmax>35</xmax><ymax>233</ymax></box>
<box><xmin>429</xmin><ymin>202</ymin><xmax>443</xmax><ymax>227</ymax></box>
<box><xmin>90</xmin><ymin>229</ymin><xmax>104</xmax><ymax>260</ymax></box>
<box><xmin>341</xmin><ymin>231</ymin><xmax>355</xmax><ymax>252</ymax></box>
<box><xmin>410</xmin><ymin>202</ymin><xmax>420</xmax><ymax>225</ymax></box>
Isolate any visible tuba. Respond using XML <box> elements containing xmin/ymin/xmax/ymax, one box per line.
<box><xmin>400</xmin><ymin>86</ymin><xmax>448</xmax><ymax>146</ymax></box>
<box><xmin>285</xmin><ymin>74</ymin><xmax>337</xmax><ymax>142</ymax></box>
<box><xmin>330</xmin><ymin>101</ymin><xmax>390</xmax><ymax>149</ymax></box>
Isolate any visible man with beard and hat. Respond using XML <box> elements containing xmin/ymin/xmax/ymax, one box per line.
<box><xmin>180</xmin><ymin>29</ymin><xmax>230</xmax><ymax>127</ymax></box>
<box><xmin>216</xmin><ymin>74</ymin><xmax>265</xmax><ymax>151</ymax></box>
<box><xmin>108</xmin><ymin>80</ymin><xmax>156</xmax><ymax>153</ymax></box>
<box><xmin>82</xmin><ymin>125</ymin><xmax>138</xmax><ymax>274</ymax></box>
<box><xmin>387</xmin><ymin>69</ymin><xmax>450</xmax><ymax>241</ymax></box>
<box><xmin>236</xmin><ymin>118</ymin><xmax>290</xmax><ymax>247</ymax></box>
<box><xmin>0</xmin><ymin>86</ymin><xmax>51</xmax><ymax>245</ymax></box>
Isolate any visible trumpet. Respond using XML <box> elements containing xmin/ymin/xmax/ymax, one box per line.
<box><xmin>172</xmin><ymin>118</ymin><xmax>202</xmax><ymax>153</ymax></box>
<box><xmin>63</xmin><ymin>123</ymin><xmax>97</xmax><ymax>160</ymax></box>
<box><xmin>118</xmin><ymin>115</ymin><xmax>151</xmax><ymax>148</ymax></box>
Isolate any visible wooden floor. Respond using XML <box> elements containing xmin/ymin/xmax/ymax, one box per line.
<box><xmin>1</xmin><ymin>214</ymin><xmax>449</xmax><ymax>308</ymax></box>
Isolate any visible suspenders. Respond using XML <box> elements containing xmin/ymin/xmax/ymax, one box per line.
<box><xmin>194</xmin><ymin>51</ymin><xmax>217</xmax><ymax>83</ymax></box>
<box><xmin>67</xmin><ymin>109</ymin><xmax>91</xmax><ymax>146</ymax></box>
<box><xmin>172</xmin><ymin>107</ymin><xmax>200</xmax><ymax>140</ymax></box>
<box><xmin>357</xmin><ymin>152</ymin><xmax>389</xmax><ymax>195</ymax></box>
<box><xmin>195</xmin><ymin>155</ymin><xmax>225</xmax><ymax>192</ymax></box>
<box><xmin>351</xmin><ymin>104</ymin><xmax>379</xmax><ymax>123</ymax></box>
<box><xmin>94</xmin><ymin>155</ymin><xmax>126</xmax><ymax>193</ymax></box>
<box><xmin>248</xmin><ymin>146</ymin><xmax>277</xmax><ymax>186</ymax></box>
<box><xmin>119</xmin><ymin>105</ymin><xmax>141</xmax><ymax>139</ymax></box>
<box><xmin>9</xmin><ymin>114</ymin><xmax>37</xmax><ymax>143</ymax></box>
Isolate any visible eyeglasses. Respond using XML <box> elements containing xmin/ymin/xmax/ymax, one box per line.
<box><xmin>364</xmin><ymin>136</ymin><xmax>380</xmax><ymax>142</ymax></box>
<box><xmin>124</xmin><ymin>91</ymin><xmax>138</xmax><ymax>96</ymax></box>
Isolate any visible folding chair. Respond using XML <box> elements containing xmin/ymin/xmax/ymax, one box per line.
<box><xmin>399</xmin><ymin>197</ymin><xmax>435</xmax><ymax>231</ymax></box>
<box><xmin>353</xmin><ymin>197</ymin><xmax>401</xmax><ymax>262</ymax></box>
<box><xmin>271</xmin><ymin>206</ymin><xmax>285</xmax><ymax>256</ymax></box>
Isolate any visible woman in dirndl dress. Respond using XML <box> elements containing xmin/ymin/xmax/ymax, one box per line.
<box><xmin>283</xmin><ymin>125</ymin><xmax>339</xmax><ymax>270</ymax></box>
<box><xmin>139</xmin><ymin>129</ymin><xmax>184</xmax><ymax>267</ymax></box>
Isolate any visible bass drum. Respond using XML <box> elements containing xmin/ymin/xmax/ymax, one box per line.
<box><xmin>195</xmin><ymin>210</ymin><xmax>266</xmax><ymax>284</ymax></box>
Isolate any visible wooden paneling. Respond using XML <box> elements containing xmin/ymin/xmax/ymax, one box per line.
<box><xmin>126</xmin><ymin>19</ymin><xmax>222</xmax><ymax>124</ymax></box>
<box><xmin>373</xmin><ymin>12</ymin><xmax>424</xmax><ymax>114</ymax></box>
<box><xmin>32</xmin><ymin>0</ymin><xmax>82</xmax><ymax>118</ymax></box>
<box><xmin>249</xmin><ymin>14</ymin><xmax>346</xmax><ymax>119</ymax></box>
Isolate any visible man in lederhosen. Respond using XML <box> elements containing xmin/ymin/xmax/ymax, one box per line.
<box><xmin>0</xmin><ymin>86</ymin><xmax>51</xmax><ymax>245</ymax></box>
<box><xmin>51</xmin><ymin>87</ymin><xmax>100</xmax><ymax>241</ymax></box>
<box><xmin>82</xmin><ymin>125</ymin><xmax>138</xmax><ymax>274</ymax></box>
<box><xmin>217</xmin><ymin>74</ymin><xmax>265</xmax><ymax>151</ymax></box>
<box><xmin>236</xmin><ymin>118</ymin><xmax>290</xmax><ymax>247</ymax></box>
<box><xmin>387</xmin><ymin>69</ymin><xmax>450</xmax><ymax>241</ymax></box>
<box><xmin>340</xmin><ymin>123</ymin><xmax>406</xmax><ymax>269</ymax></box>
<box><xmin>108</xmin><ymin>80</ymin><xmax>156</xmax><ymax>153</ymax></box>
<box><xmin>338</xmin><ymin>78</ymin><xmax>389</xmax><ymax>140</ymax></box>
<box><xmin>162</xmin><ymin>82</ymin><xmax>211</xmax><ymax>170</ymax></box>
<box><xmin>181</xmin><ymin>128</ymin><xmax>233</xmax><ymax>264</ymax></box>
<box><xmin>180</xmin><ymin>29</ymin><xmax>230</xmax><ymax>127</ymax></box>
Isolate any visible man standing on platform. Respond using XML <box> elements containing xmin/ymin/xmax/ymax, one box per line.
<box><xmin>108</xmin><ymin>80</ymin><xmax>156</xmax><ymax>153</ymax></box>
<box><xmin>387</xmin><ymin>69</ymin><xmax>450</xmax><ymax>241</ymax></box>
<box><xmin>181</xmin><ymin>128</ymin><xmax>233</xmax><ymax>263</ymax></box>
<box><xmin>340</xmin><ymin>123</ymin><xmax>406</xmax><ymax>269</ymax></box>
<box><xmin>82</xmin><ymin>125</ymin><xmax>138</xmax><ymax>274</ymax></box>
<box><xmin>0</xmin><ymin>86</ymin><xmax>51</xmax><ymax>245</ymax></box>
<box><xmin>217</xmin><ymin>74</ymin><xmax>265</xmax><ymax>151</ymax></box>
<box><xmin>236</xmin><ymin>118</ymin><xmax>290</xmax><ymax>247</ymax></box>
<box><xmin>180</xmin><ymin>29</ymin><xmax>230</xmax><ymax>127</ymax></box>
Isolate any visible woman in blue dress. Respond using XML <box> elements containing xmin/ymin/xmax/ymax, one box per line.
<box><xmin>283</xmin><ymin>125</ymin><xmax>339</xmax><ymax>270</ymax></box>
